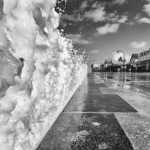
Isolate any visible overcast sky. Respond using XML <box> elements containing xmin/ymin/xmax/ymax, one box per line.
<box><xmin>57</xmin><ymin>0</ymin><xmax>150</xmax><ymax>64</ymax></box>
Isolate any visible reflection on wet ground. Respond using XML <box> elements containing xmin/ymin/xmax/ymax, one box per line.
<box><xmin>99</xmin><ymin>72</ymin><xmax>150</xmax><ymax>82</ymax></box>
<box><xmin>99</xmin><ymin>72</ymin><xmax>150</xmax><ymax>93</ymax></box>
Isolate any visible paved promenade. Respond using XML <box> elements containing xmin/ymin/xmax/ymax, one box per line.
<box><xmin>37</xmin><ymin>73</ymin><xmax>150</xmax><ymax>150</ymax></box>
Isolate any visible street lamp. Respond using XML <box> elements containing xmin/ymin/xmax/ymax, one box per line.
<box><xmin>117</xmin><ymin>50</ymin><xmax>126</xmax><ymax>71</ymax></box>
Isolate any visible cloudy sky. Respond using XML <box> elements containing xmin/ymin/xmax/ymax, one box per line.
<box><xmin>57</xmin><ymin>0</ymin><xmax>150</xmax><ymax>64</ymax></box>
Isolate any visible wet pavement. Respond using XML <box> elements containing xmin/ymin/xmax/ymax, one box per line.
<box><xmin>99</xmin><ymin>72</ymin><xmax>150</xmax><ymax>93</ymax></box>
<box><xmin>37</xmin><ymin>72</ymin><xmax>150</xmax><ymax>150</ymax></box>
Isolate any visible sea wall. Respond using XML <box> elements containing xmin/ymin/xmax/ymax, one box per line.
<box><xmin>30</xmin><ymin>64</ymin><xmax>87</xmax><ymax>150</ymax></box>
<box><xmin>0</xmin><ymin>0</ymin><xmax>87</xmax><ymax>149</ymax></box>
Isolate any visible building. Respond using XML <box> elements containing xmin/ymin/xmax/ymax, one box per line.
<box><xmin>130</xmin><ymin>54</ymin><xmax>138</xmax><ymax>65</ymax></box>
<box><xmin>91</xmin><ymin>63</ymin><xmax>101</xmax><ymax>72</ymax></box>
<box><xmin>138</xmin><ymin>48</ymin><xmax>150</xmax><ymax>72</ymax></box>
<box><xmin>130</xmin><ymin>54</ymin><xmax>138</xmax><ymax>72</ymax></box>
<box><xmin>104</xmin><ymin>59</ymin><xmax>112</xmax><ymax>72</ymax></box>
<box><xmin>117</xmin><ymin>56</ymin><xmax>126</xmax><ymax>71</ymax></box>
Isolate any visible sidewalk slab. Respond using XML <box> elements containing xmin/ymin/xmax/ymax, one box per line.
<box><xmin>115</xmin><ymin>113</ymin><xmax>150</xmax><ymax>150</ymax></box>
<box><xmin>37</xmin><ymin>113</ymin><xmax>134</xmax><ymax>150</ymax></box>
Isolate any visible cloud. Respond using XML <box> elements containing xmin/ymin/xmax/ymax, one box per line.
<box><xmin>92</xmin><ymin>1</ymin><xmax>99</xmax><ymax>8</ymax></box>
<box><xmin>80</xmin><ymin>1</ymin><xmax>88</xmax><ymax>10</ymax></box>
<box><xmin>104</xmin><ymin>13</ymin><xmax>128</xmax><ymax>23</ymax></box>
<box><xmin>112</xmin><ymin>0</ymin><xmax>126</xmax><ymax>5</ymax></box>
<box><xmin>89</xmin><ymin>50</ymin><xmax>99</xmax><ymax>54</ymax></box>
<box><xmin>68</xmin><ymin>34</ymin><xmax>92</xmax><ymax>45</ymax></box>
<box><xmin>84</xmin><ymin>5</ymin><xmax>106</xmax><ymax>22</ymax></box>
<box><xmin>127</xmin><ymin>21</ymin><xmax>134</xmax><ymax>26</ymax></box>
<box><xmin>129</xmin><ymin>41</ymin><xmax>147</xmax><ymax>49</ymax></box>
<box><xmin>84</xmin><ymin>5</ymin><xmax>127</xmax><ymax>35</ymax></box>
<box><xmin>84</xmin><ymin>4</ymin><xmax>128</xmax><ymax>24</ymax></box>
<box><xmin>118</xmin><ymin>15</ymin><xmax>128</xmax><ymax>23</ymax></box>
<box><xmin>61</xmin><ymin>14</ymin><xmax>83</xmax><ymax>22</ymax></box>
<box><xmin>143</xmin><ymin>0</ymin><xmax>150</xmax><ymax>16</ymax></box>
<box><xmin>95</xmin><ymin>23</ymin><xmax>120</xmax><ymax>35</ymax></box>
<box><xmin>137</xmin><ymin>17</ymin><xmax>150</xmax><ymax>24</ymax></box>
<box><xmin>133</xmin><ymin>14</ymin><xmax>150</xmax><ymax>25</ymax></box>
<box><xmin>62</xmin><ymin>2</ymin><xmax>128</xmax><ymax>26</ymax></box>
<box><xmin>134</xmin><ymin>13</ymin><xmax>141</xmax><ymax>20</ymax></box>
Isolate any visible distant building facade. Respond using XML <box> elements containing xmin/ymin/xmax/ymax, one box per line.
<box><xmin>91</xmin><ymin>63</ymin><xmax>101</xmax><ymax>72</ymax></box>
<box><xmin>138</xmin><ymin>48</ymin><xmax>150</xmax><ymax>72</ymax></box>
<box><xmin>92</xmin><ymin>48</ymin><xmax>150</xmax><ymax>73</ymax></box>
<box><xmin>129</xmin><ymin>48</ymin><xmax>150</xmax><ymax>72</ymax></box>
<box><xmin>130</xmin><ymin>54</ymin><xmax>138</xmax><ymax>72</ymax></box>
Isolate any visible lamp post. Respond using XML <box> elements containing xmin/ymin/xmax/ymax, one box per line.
<box><xmin>117</xmin><ymin>50</ymin><xmax>125</xmax><ymax>71</ymax></box>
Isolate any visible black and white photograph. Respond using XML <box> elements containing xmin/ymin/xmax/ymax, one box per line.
<box><xmin>0</xmin><ymin>0</ymin><xmax>150</xmax><ymax>150</ymax></box>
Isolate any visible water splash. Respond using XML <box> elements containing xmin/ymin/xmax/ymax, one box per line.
<box><xmin>0</xmin><ymin>0</ymin><xmax>87</xmax><ymax>149</ymax></box>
